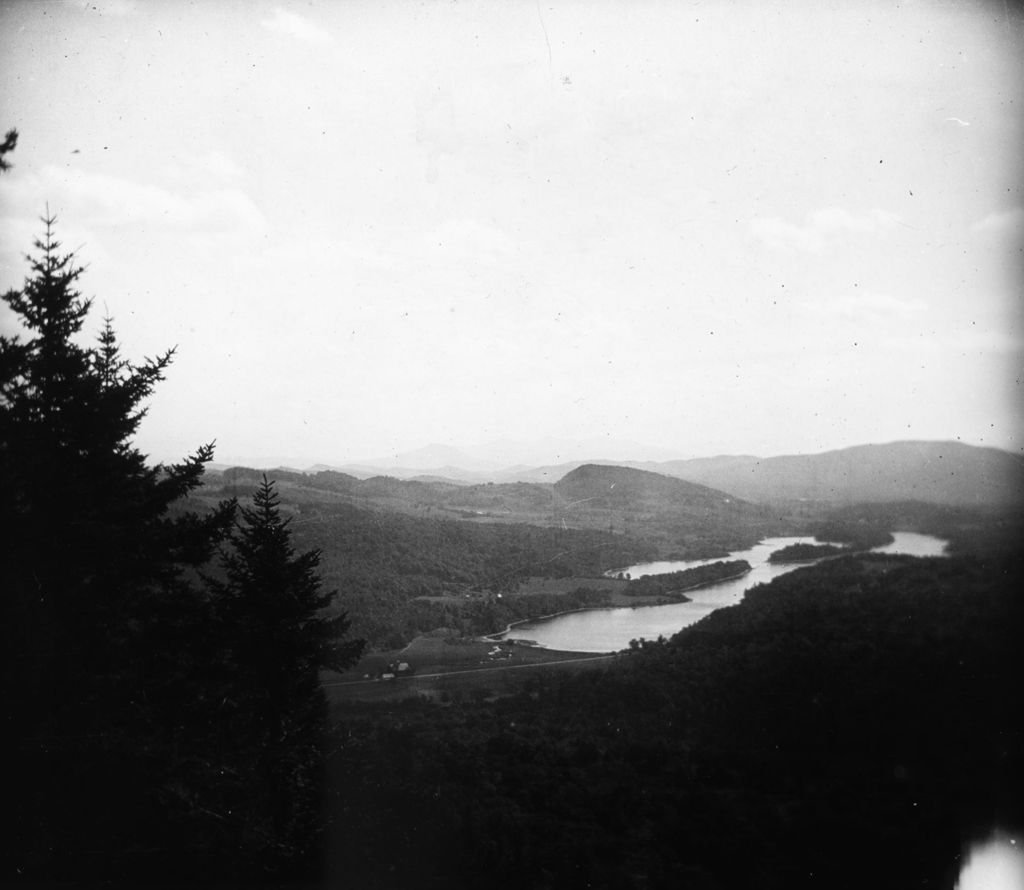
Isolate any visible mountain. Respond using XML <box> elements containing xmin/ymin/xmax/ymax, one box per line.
<box><xmin>464</xmin><ymin>437</ymin><xmax>681</xmax><ymax>467</ymax></box>
<box><xmin>241</xmin><ymin>440</ymin><xmax>1023</xmax><ymax>509</ymax></box>
<box><xmin>659</xmin><ymin>441</ymin><xmax>1024</xmax><ymax>507</ymax></box>
<box><xmin>554</xmin><ymin>463</ymin><xmax>740</xmax><ymax>511</ymax></box>
<box><xmin>339</xmin><ymin>438</ymin><xmax>679</xmax><ymax>478</ymax></box>
<box><xmin>551</xmin><ymin>464</ymin><xmax>779</xmax><ymax>555</ymax></box>
<box><xmin>348</xmin><ymin>443</ymin><xmax>504</xmax><ymax>473</ymax></box>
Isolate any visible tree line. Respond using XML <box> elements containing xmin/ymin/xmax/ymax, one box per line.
<box><xmin>328</xmin><ymin>552</ymin><xmax>1023</xmax><ymax>889</ymax></box>
<box><xmin>0</xmin><ymin>132</ymin><xmax>363</xmax><ymax>883</ymax></box>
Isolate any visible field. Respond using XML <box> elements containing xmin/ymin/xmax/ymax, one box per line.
<box><xmin>325</xmin><ymin>634</ymin><xmax>615</xmax><ymax>704</ymax></box>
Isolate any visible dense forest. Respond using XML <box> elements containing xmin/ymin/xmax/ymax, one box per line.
<box><xmin>327</xmin><ymin>553</ymin><xmax>1023</xmax><ymax>889</ymax></box>
<box><xmin>621</xmin><ymin>559</ymin><xmax>751</xmax><ymax>596</ymax></box>
<box><xmin>290</xmin><ymin>503</ymin><xmax>655</xmax><ymax>646</ymax></box>
<box><xmin>768</xmin><ymin>541</ymin><xmax>848</xmax><ymax>562</ymax></box>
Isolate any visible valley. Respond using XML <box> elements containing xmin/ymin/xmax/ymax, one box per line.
<box><xmin>195</xmin><ymin>441</ymin><xmax>1023</xmax><ymax>667</ymax></box>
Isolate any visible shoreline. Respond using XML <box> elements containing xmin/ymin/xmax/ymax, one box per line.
<box><xmin>484</xmin><ymin>567</ymin><xmax>752</xmax><ymax>644</ymax></box>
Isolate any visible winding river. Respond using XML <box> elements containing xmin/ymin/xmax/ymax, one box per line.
<box><xmin>499</xmin><ymin>531</ymin><xmax>948</xmax><ymax>653</ymax></box>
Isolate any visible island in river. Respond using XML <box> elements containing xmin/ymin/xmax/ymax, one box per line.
<box><xmin>620</xmin><ymin>559</ymin><xmax>752</xmax><ymax>597</ymax></box>
<box><xmin>767</xmin><ymin>542</ymin><xmax>848</xmax><ymax>563</ymax></box>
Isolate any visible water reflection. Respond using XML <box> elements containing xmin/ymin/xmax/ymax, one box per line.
<box><xmin>501</xmin><ymin>531</ymin><xmax>949</xmax><ymax>653</ymax></box>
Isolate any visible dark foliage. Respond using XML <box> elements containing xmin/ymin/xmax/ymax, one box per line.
<box><xmin>624</xmin><ymin>559</ymin><xmax>751</xmax><ymax>596</ymax></box>
<box><xmin>821</xmin><ymin>499</ymin><xmax>1024</xmax><ymax>558</ymax></box>
<box><xmin>0</xmin><ymin>217</ymin><xmax>364</xmax><ymax>884</ymax></box>
<box><xmin>0</xmin><ymin>216</ymin><xmax>238</xmax><ymax>881</ymax></box>
<box><xmin>409</xmin><ymin>584</ymin><xmax>619</xmax><ymax>640</ymax></box>
<box><xmin>329</xmin><ymin>554</ymin><xmax>1023</xmax><ymax>889</ymax></box>
<box><xmin>199</xmin><ymin>476</ymin><xmax>364</xmax><ymax>874</ymax></box>
<box><xmin>810</xmin><ymin>517</ymin><xmax>895</xmax><ymax>549</ymax></box>
<box><xmin>285</xmin><ymin>503</ymin><xmax>656</xmax><ymax>646</ymax></box>
<box><xmin>0</xmin><ymin>128</ymin><xmax>17</xmax><ymax>171</ymax></box>
<box><xmin>767</xmin><ymin>541</ymin><xmax>847</xmax><ymax>562</ymax></box>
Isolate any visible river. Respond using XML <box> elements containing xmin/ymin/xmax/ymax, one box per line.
<box><xmin>499</xmin><ymin>531</ymin><xmax>948</xmax><ymax>653</ymax></box>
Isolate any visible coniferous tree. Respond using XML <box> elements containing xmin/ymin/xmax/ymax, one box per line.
<box><xmin>0</xmin><ymin>215</ymin><xmax>235</xmax><ymax>881</ymax></box>
<box><xmin>0</xmin><ymin>128</ymin><xmax>17</xmax><ymax>171</ymax></box>
<box><xmin>208</xmin><ymin>476</ymin><xmax>364</xmax><ymax>873</ymax></box>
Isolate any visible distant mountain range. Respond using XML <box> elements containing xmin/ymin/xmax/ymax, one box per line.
<box><xmin>333</xmin><ymin>437</ymin><xmax>683</xmax><ymax>476</ymax></box>
<box><xmin>298</xmin><ymin>440</ymin><xmax>1024</xmax><ymax>508</ymax></box>
<box><xmin>655</xmin><ymin>441</ymin><xmax>1024</xmax><ymax>508</ymax></box>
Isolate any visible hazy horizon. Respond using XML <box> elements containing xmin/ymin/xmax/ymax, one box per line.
<box><xmin>2</xmin><ymin>1</ymin><xmax>1021</xmax><ymax>468</ymax></box>
<box><xmin>209</xmin><ymin>434</ymin><xmax>1018</xmax><ymax>475</ymax></box>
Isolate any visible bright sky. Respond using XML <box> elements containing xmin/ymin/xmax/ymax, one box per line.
<box><xmin>1</xmin><ymin>0</ymin><xmax>1021</xmax><ymax>468</ymax></box>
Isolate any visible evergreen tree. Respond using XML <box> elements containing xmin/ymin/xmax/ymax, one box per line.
<box><xmin>209</xmin><ymin>475</ymin><xmax>364</xmax><ymax>873</ymax></box>
<box><xmin>0</xmin><ymin>215</ymin><xmax>235</xmax><ymax>881</ymax></box>
<box><xmin>0</xmin><ymin>128</ymin><xmax>17</xmax><ymax>171</ymax></box>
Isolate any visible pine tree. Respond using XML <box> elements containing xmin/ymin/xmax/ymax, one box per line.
<box><xmin>0</xmin><ymin>215</ymin><xmax>235</xmax><ymax>880</ymax></box>
<box><xmin>209</xmin><ymin>476</ymin><xmax>364</xmax><ymax>872</ymax></box>
<box><xmin>0</xmin><ymin>128</ymin><xmax>17</xmax><ymax>171</ymax></box>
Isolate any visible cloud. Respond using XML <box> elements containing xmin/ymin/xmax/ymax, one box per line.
<box><xmin>801</xmin><ymin>291</ymin><xmax>926</xmax><ymax>325</ymax></box>
<box><xmin>261</xmin><ymin>8</ymin><xmax>333</xmax><ymax>45</ymax></box>
<box><xmin>258</xmin><ymin>235</ymin><xmax>394</xmax><ymax>272</ymax></box>
<box><xmin>883</xmin><ymin>328</ymin><xmax>1023</xmax><ymax>355</ymax></box>
<box><xmin>750</xmin><ymin>207</ymin><xmax>899</xmax><ymax>252</ymax></box>
<box><xmin>1</xmin><ymin>165</ymin><xmax>266</xmax><ymax>235</ymax></box>
<box><xmin>749</xmin><ymin>217</ymin><xmax>825</xmax><ymax>252</ymax></box>
<box><xmin>971</xmin><ymin>207</ymin><xmax>1024</xmax><ymax>234</ymax></box>
<box><xmin>169</xmin><ymin>150</ymin><xmax>243</xmax><ymax>182</ymax></box>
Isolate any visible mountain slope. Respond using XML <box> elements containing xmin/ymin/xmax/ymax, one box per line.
<box><xmin>554</xmin><ymin>463</ymin><xmax>744</xmax><ymax>511</ymax></box>
<box><xmin>660</xmin><ymin>441</ymin><xmax>1024</xmax><ymax>507</ymax></box>
<box><xmin>552</xmin><ymin>464</ymin><xmax>779</xmax><ymax>555</ymax></box>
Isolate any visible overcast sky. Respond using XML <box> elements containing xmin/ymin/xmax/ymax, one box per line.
<box><xmin>1</xmin><ymin>0</ymin><xmax>1021</xmax><ymax>468</ymax></box>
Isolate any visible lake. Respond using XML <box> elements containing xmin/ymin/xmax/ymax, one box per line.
<box><xmin>499</xmin><ymin>531</ymin><xmax>948</xmax><ymax>653</ymax></box>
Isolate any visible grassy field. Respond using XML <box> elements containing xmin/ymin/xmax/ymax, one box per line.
<box><xmin>325</xmin><ymin>572</ymin><xmax>687</xmax><ymax>705</ymax></box>
<box><xmin>325</xmin><ymin>635</ymin><xmax>616</xmax><ymax>704</ymax></box>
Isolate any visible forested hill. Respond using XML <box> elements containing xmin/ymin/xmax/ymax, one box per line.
<box><xmin>660</xmin><ymin>440</ymin><xmax>1024</xmax><ymax>507</ymax></box>
<box><xmin>555</xmin><ymin>462</ymin><xmax>752</xmax><ymax>510</ymax></box>
<box><xmin>310</xmin><ymin>440</ymin><xmax>1023</xmax><ymax>510</ymax></box>
<box><xmin>330</xmin><ymin>552</ymin><xmax>1023</xmax><ymax>889</ymax></box>
<box><xmin>211</xmin><ymin>462</ymin><xmax>784</xmax><ymax>549</ymax></box>
<box><xmin>552</xmin><ymin>463</ymin><xmax>779</xmax><ymax>548</ymax></box>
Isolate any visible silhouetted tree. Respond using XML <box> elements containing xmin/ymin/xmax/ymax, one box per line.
<box><xmin>208</xmin><ymin>476</ymin><xmax>364</xmax><ymax>873</ymax></box>
<box><xmin>0</xmin><ymin>215</ymin><xmax>234</xmax><ymax>881</ymax></box>
<box><xmin>0</xmin><ymin>128</ymin><xmax>17</xmax><ymax>171</ymax></box>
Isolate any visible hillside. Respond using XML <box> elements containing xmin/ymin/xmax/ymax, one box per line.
<box><xmin>296</xmin><ymin>440</ymin><xmax>1024</xmax><ymax>509</ymax></box>
<box><xmin>660</xmin><ymin>440</ymin><xmax>1024</xmax><ymax>507</ymax></box>
<box><xmin>192</xmin><ymin>463</ymin><xmax>791</xmax><ymax>647</ymax></box>
<box><xmin>552</xmin><ymin>464</ymin><xmax>780</xmax><ymax>554</ymax></box>
<box><xmin>210</xmin><ymin>462</ymin><xmax>785</xmax><ymax>549</ymax></box>
<box><xmin>554</xmin><ymin>463</ymin><xmax>747</xmax><ymax>511</ymax></box>
<box><xmin>329</xmin><ymin>552</ymin><xmax>1023</xmax><ymax>889</ymax></box>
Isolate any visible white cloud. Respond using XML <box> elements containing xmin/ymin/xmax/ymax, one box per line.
<box><xmin>163</xmin><ymin>151</ymin><xmax>244</xmax><ymax>185</ymax></box>
<box><xmin>751</xmin><ymin>207</ymin><xmax>900</xmax><ymax>252</ymax></box>
<box><xmin>258</xmin><ymin>235</ymin><xmax>394</xmax><ymax>272</ymax></box>
<box><xmin>883</xmin><ymin>328</ymin><xmax>1023</xmax><ymax>355</ymax></box>
<box><xmin>7</xmin><ymin>166</ymin><xmax>267</xmax><ymax>234</ymax></box>
<box><xmin>750</xmin><ymin>217</ymin><xmax>826</xmax><ymax>252</ymax></box>
<box><xmin>971</xmin><ymin>207</ymin><xmax>1024</xmax><ymax>234</ymax></box>
<box><xmin>802</xmin><ymin>290</ymin><xmax>926</xmax><ymax>325</ymax></box>
<box><xmin>261</xmin><ymin>8</ymin><xmax>333</xmax><ymax>45</ymax></box>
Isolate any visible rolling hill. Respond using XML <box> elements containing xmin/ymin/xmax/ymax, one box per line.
<box><xmin>551</xmin><ymin>464</ymin><xmax>780</xmax><ymax>555</ymax></box>
<box><xmin>660</xmin><ymin>441</ymin><xmax>1024</xmax><ymax>507</ymax></box>
<box><xmin>298</xmin><ymin>441</ymin><xmax>1023</xmax><ymax>508</ymax></box>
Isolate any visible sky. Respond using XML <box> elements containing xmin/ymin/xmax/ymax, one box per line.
<box><xmin>1</xmin><ymin>0</ymin><xmax>1022</xmax><ymax>469</ymax></box>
